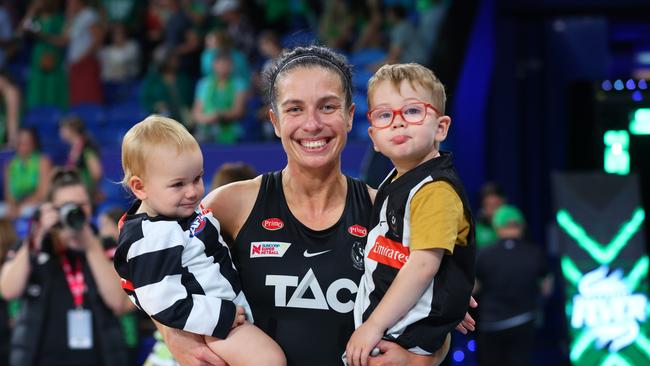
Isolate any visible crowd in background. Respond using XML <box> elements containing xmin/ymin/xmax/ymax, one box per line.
<box><xmin>0</xmin><ymin>0</ymin><xmax>448</xmax><ymax>149</ymax></box>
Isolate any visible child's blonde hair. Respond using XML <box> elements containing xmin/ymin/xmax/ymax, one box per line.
<box><xmin>121</xmin><ymin>115</ymin><xmax>199</xmax><ymax>188</ymax></box>
<box><xmin>367</xmin><ymin>63</ymin><xmax>446</xmax><ymax>115</ymax></box>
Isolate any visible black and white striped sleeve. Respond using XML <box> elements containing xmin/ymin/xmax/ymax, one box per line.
<box><xmin>115</xmin><ymin>218</ymin><xmax>237</xmax><ymax>339</ymax></box>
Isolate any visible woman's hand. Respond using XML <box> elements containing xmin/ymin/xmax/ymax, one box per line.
<box><xmin>368</xmin><ymin>334</ymin><xmax>450</xmax><ymax>366</ymax></box>
<box><xmin>160</xmin><ymin>325</ymin><xmax>226</xmax><ymax>366</ymax></box>
<box><xmin>31</xmin><ymin>203</ymin><xmax>59</xmax><ymax>251</ymax></box>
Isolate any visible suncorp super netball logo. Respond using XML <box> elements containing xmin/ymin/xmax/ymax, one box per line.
<box><xmin>571</xmin><ymin>266</ymin><xmax>647</xmax><ymax>352</ymax></box>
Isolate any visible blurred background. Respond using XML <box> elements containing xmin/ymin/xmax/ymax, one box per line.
<box><xmin>1</xmin><ymin>0</ymin><xmax>649</xmax><ymax>365</ymax></box>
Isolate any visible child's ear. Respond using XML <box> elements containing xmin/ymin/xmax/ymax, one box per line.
<box><xmin>129</xmin><ymin>176</ymin><xmax>147</xmax><ymax>200</ymax></box>
<box><xmin>436</xmin><ymin>116</ymin><xmax>451</xmax><ymax>142</ymax></box>
<box><xmin>367</xmin><ymin>126</ymin><xmax>379</xmax><ymax>151</ymax></box>
<box><xmin>269</xmin><ymin>108</ymin><xmax>281</xmax><ymax>138</ymax></box>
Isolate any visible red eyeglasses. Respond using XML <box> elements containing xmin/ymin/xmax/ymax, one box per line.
<box><xmin>367</xmin><ymin>102</ymin><xmax>440</xmax><ymax>129</ymax></box>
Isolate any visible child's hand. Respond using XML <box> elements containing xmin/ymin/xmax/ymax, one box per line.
<box><xmin>456</xmin><ymin>296</ymin><xmax>478</xmax><ymax>334</ymax></box>
<box><xmin>345</xmin><ymin>322</ymin><xmax>384</xmax><ymax>366</ymax></box>
<box><xmin>231</xmin><ymin>306</ymin><xmax>246</xmax><ymax>328</ymax></box>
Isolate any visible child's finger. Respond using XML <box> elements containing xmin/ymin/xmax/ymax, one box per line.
<box><xmin>361</xmin><ymin>348</ymin><xmax>369</xmax><ymax>366</ymax></box>
<box><xmin>235</xmin><ymin>305</ymin><xmax>245</xmax><ymax>315</ymax></box>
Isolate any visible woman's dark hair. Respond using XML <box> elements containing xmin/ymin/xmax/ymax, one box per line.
<box><xmin>19</xmin><ymin>127</ymin><xmax>42</xmax><ymax>152</ymax></box>
<box><xmin>102</xmin><ymin>206</ymin><xmax>125</xmax><ymax>225</ymax></box>
<box><xmin>59</xmin><ymin>115</ymin><xmax>100</xmax><ymax>153</ymax></box>
<box><xmin>46</xmin><ymin>167</ymin><xmax>85</xmax><ymax>201</ymax></box>
<box><xmin>480</xmin><ymin>182</ymin><xmax>505</xmax><ymax>201</ymax></box>
<box><xmin>210</xmin><ymin>162</ymin><xmax>257</xmax><ymax>190</ymax></box>
<box><xmin>262</xmin><ymin>45</ymin><xmax>353</xmax><ymax>112</ymax></box>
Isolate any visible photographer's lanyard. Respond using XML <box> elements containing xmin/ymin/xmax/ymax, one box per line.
<box><xmin>61</xmin><ymin>252</ymin><xmax>94</xmax><ymax>349</ymax></box>
<box><xmin>60</xmin><ymin>253</ymin><xmax>86</xmax><ymax>308</ymax></box>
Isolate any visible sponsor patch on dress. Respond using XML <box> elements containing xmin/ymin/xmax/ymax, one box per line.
<box><xmin>189</xmin><ymin>214</ymin><xmax>207</xmax><ymax>237</ymax></box>
<box><xmin>367</xmin><ymin>236</ymin><xmax>409</xmax><ymax>269</ymax></box>
<box><xmin>262</xmin><ymin>218</ymin><xmax>284</xmax><ymax>231</ymax></box>
<box><xmin>348</xmin><ymin>224</ymin><xmax>368</xmax><ymax>238</ymax></box>
<box><xmin>250</xmin><ymin>241</ymin><xmax>291</xmax><ymax>258</ymax></box>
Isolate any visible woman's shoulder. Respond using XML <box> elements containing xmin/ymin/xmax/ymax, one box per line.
<box><xmin>202</xmin><ymin>175</ymin><xmax>263</xmax><ymax>233</ymax></box>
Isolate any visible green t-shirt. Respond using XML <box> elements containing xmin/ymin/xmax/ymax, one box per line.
<box><xmin>8</xmin><ymin>153</ymin><xmax>41</xmax><ymax>201</ymax></box>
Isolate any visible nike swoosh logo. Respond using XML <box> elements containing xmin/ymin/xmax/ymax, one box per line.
<box><xmin>303</xmin><ymin>249</ymin><xmax>332</xmax><ymax>258</ymax></box>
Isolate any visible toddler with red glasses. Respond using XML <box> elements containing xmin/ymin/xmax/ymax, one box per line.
<box><xmin>345</xmin><ymin>63</ymin><xmax>476</xmax><ymax>366</ymax></box>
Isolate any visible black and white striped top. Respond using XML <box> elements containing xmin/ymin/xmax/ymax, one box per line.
<box><xmin>114</xmin><ymin>201</ymin><xmax>251</xmax><ymax>339</ymax></box>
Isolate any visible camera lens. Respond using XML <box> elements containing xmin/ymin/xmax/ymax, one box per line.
<box><xmin>59</xmin><ymin>203</ymin><xmax>86</xmax><ymax>231</ymax></box>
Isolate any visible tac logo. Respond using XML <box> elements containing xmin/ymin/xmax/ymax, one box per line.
<box><xmin>250</xmin><ymin>241</ymin><xmax>291</xmax><ymax>258</ymax></box>
<box><xmin>367</xmin><ymin>235</ymin><xmax>409</xmax><ymax>270</ymax></box>
<box><xmin>265</xmin><ymin>268</ymin><xmax>358</xmax><ymax>313</ymax></box>
<box><xmin>262</xmin><ymin>218</ymin><xmax>284</xmax><ymax>231</ymax></box>
<box><xmin>348</xmin><ymin>224</ymin><xmax>368</xmax><ymax>238</ymax></box>
<box><xmin>571</xmin><ymin>265</ymin><xmax>647</xmax><ymax>352</ymax></box>
<box><xmin>189</xmin><ymin>215</ymin><xmax>207</xmax><ymax>238</ymax></box>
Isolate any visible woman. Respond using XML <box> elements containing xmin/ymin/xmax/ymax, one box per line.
<box><xmin>3</xmin><ymin>128</ymin><xmax>52</xmax><ymax>219</ymax></box>
<box><xmin>59</xmin><ymin>116</ymin><xmax>103</xmax><ymax>204</ymax></box>
<box><xmin>20</xmin><ymin>0</ymin><xmax>68</xmax><ymax>109</ymax></box>
<box><xmin>160</xmin><ymin>46</ymin><xmax>473</xmax><ymax>365</ymax></box>
<box><xmin>0</xmin><ymin>168</ymin><xmax>132</xmax><ymax>366</ymax></box>
<box><xmin>140</xmin><ymin>49</ymin><xmax>193</xmax><ymax>124</ymax></box>
<box><xmin>65</xmin><ymin>0</ymin><xmax>104</xmax><ymax>105</ymax></box>
<box><xmin>191</xmin><ymin>50</ymin><xmax>248</xmax><ymax>144</ymax></box>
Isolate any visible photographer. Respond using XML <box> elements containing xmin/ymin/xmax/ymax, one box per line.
<box><xmin>0</xmin><ymin>168</ymin><xmax>132</xmax><ymax>366</ymax></box>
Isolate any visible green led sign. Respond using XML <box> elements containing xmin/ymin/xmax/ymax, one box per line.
<box><xmin>604</xmin><ymin>130</ymin><xmax>630</xmax><ymax>175</ymax></box>
<box><xmin>630</xmin><ymin>108</ymin><xmax>650</xmax><ymax>135</ymax></box>
<box><xmin>603</xmin><ymin>108</ymin><xmax>650</xmax><ymax>175</ymax></box>
<box><xmin>558</xmin><ymin>207</ymin><xmax>650</xmax><ymax>366</ymax></box>
<box><xmin>557</xmin><ymin>208</ymin><xmax>645</xmax><ymax>264</ymax></box>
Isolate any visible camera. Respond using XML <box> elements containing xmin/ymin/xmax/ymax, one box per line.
<box><xmin>59</xmin><ymin>203</ymin><xmax>86</xmax><ymax>231</ymax></box>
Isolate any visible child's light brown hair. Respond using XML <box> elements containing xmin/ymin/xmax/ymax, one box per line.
<box><xmin>121</xmin><ymin>115</ymin><xmax>199</xmax><ymax>189</ymax></box>
<box><xmin>367</xmin><ymin>63</ymin><xmax>447</xmax><ymax>115</ymax></box>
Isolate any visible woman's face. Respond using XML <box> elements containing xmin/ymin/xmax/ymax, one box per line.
<box><xmin>16</xmin><ymin>130</ymin><xmax>36</xmax><ymax>156</ymax></box>
<box><xmin>270</xmin><ymin>66</ymin><xmax>354</xmax><ymax>172</ymax></box>
<box><xmin>59</xmin><ymin>126</ymin><xmax>75</xmax><ymax>144</ymax></box>
<box><xmin>52</xmin><ymin>184</ymin><xmax>93</xmax><ymax>220</ymax></box>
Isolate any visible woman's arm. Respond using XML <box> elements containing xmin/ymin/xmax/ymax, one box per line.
<box><xmin>155</xmin><ymin>320</ymin><xmax>226</xmax><ymax>366</ymax></box>
<box><xmin>3</xmin><ymin>162</ymin><xmax>17</xmax><ymax>216</ymax></box>
<box><xmin>215</xmin><ymin>89</ymin><xmax>246</xmax><ymax>123</ymax></box>
<box><xmin>202</xmin><ymin>176</ymin><xmax>262</xmax><ymax>239</ymax></box>
<box><xmin>0</xmin><ymin>202</ymin><xmax>59</xmax><ymax>298</ymax></box>
<box><xmin>192</xmin><ymin>99</ymin><xmax>215</xmax><ymax>125</ymax></box>
<box><xmin>0</xmin><ymin>242</ymin><xmax>30</xmax><ymax>299</ymax></box>
<box><xmin>83</xmin><ymin>150</ymin><xmax>103</xmax><ymax>184</ymax></box>
<box><xmin>81</xmin><ymin>226</ymin><xmax>132</xmax><ymax>314</ymax></box>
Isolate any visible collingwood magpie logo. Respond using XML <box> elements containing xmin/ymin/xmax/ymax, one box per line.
<box><xmin>351</xmin><ymin>241</ymin><xmax>364</xmax><ymax>270</ymax></box>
